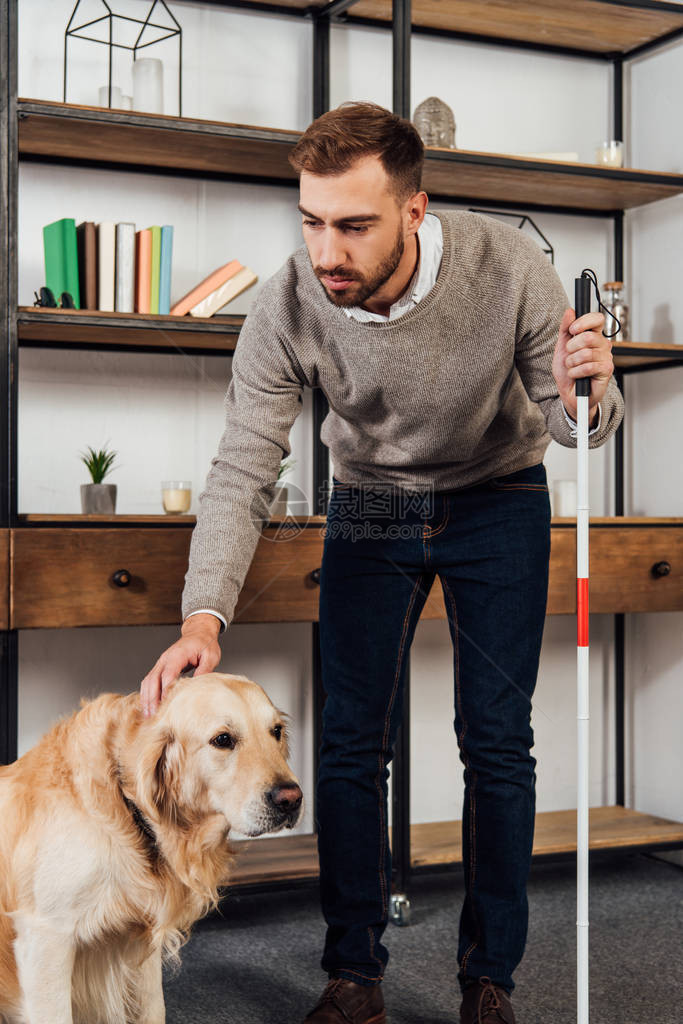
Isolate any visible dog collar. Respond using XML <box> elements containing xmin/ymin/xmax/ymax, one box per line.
<box><xmin>117</xmin><ymin>764</ymin><xmax>161</xmax><ymax>865</ymax></box>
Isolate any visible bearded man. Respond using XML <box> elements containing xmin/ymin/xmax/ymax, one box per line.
<box><xmin>141</xmin><ymin>101</ymin><xmax>624</xmax><ymax>1024</ymax></box>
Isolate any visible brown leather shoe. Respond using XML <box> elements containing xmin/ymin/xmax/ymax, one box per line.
<box><xmin>459</xmin><ymin>976</ymin><xmax>516</xmax><ymax>1024</ymax></box>
<box><xmin>303</xmin><ymin>977</ymin><xmax>386</xmax><ymax>1023</ymax></box>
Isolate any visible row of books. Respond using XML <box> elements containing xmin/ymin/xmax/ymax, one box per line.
<box><xmin>42</xmin><ymin>218</ymin><xmax>257</xmax><ymax>318</ymax></box>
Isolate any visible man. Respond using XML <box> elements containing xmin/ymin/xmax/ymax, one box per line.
<box><xmin>140</xmin><ymin>102</ymin><xmax>624</xmax><ymax>1023</ymax></box>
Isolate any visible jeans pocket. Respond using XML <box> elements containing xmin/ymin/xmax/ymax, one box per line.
<box><xmin>488</xmin><ymin>462</ymin><xmax>549</xmax><ymax>492</ymax></box>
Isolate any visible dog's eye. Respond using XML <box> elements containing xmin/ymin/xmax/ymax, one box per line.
<box><xmin>272</xmin><ymin>724</ymin><xmax>283</xmax><ymax>741</ymax></box>
<box><xmin>210</xmin><ymin>732</ymin><xmax>236</xmax><ymax>750</ymax></box>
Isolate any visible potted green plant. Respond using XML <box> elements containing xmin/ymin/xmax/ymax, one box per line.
<box><xmin>271</xmin><ymin>457</ymin><xmax>295</xmax><ymax>515</ymax></box>
<box><xmin>79</xmin><ymin>444</ymin><xmax>118</xmax><ymax>514</ymax></box>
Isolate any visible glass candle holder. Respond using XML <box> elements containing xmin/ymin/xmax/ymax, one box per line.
<box><xmin>132</xmin><ymin>57</ymin><xmax>164</xmax><ymax>114</ymax></box>
<box><xmin>595</xmin><ymin>140</ymin><xmax>624</xmax><ymax>167</ymax></box>
<box><xmin>162</xmin><ymin>480</ymin><xmax>191</xmax><ymax>514</ymax></box>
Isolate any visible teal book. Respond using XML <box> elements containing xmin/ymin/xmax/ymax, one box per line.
<box><xmin>43</xmin><ymin>218</ymin><xmax>81</xmax><ymax>309</ymax></box>
<box><xmin>147</xmin><ymin>225</ymin><xmax>162</xmax><ymax>314</ymax></box>
<box><xmin>159</xmin><ymin>225</ymin><xmax>174</xmax><ymax>315</ymax></box>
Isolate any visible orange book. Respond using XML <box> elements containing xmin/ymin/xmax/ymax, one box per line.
<box><xmin>170</xmin><ymin>259</ymin><xmax>243</xmax><ymax>316</ymax></box>
<box><xmin>135</xmin><ymin>229</ymin><xmax>152</xmax><ymax>313</ymax></box>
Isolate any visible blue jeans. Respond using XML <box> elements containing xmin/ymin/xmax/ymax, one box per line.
<box><xmin>316</xmin><ymin>461</ymin><xmax>551</xmax><ymax>995</ymax></box>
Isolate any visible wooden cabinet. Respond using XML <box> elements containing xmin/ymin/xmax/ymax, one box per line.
<box><xmin>418</xmin><ymin>520</ymin><xmax>683</xmax><ymax>619</ymax></box>
<box><xmin>546</xmin><ymin>520</ymin><xmax>683</xmax><ymax>616</ymax></box>
<box><xmin>10</xmin><ymin>521</ymin><xmax>328</xmax><ymax>629</ymax></box>
<box><xmin>11</xmin><ymin>527</ymin><xmax>193</xmax><ymax>629</ymax></box>
<box><xmin>589</xmin><ymin>523</ymin><xmax>683</xmax><ymax>613</ymax></box>
<box><xmin>11</xmin><ymin>519</ymin><xmax>683</xmax><ymax>629</ymax></box>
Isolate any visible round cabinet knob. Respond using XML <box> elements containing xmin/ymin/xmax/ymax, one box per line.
<box><xmin>651</xmin><ymin>561</ymin><xmax>671</xmax><ymax>579</ymax></box>
<box><xmin>112</xmin><ymin>569</ymin><xmax>132</xmax><ymax>588</ymax></box>
<box><xmin>310</xmin><ymin>567</ymin><xmax>321</xmax><ymax>585</ymax></box>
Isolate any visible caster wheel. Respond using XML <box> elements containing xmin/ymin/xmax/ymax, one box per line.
<box><xmin>389</xmin><ymin>893</ymin><xmax>411</xmax><ymax>926</ymax></box>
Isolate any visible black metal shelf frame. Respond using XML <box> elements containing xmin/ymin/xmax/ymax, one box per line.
<box><xmin>1</xmin><ymin>0</ymin><xmax>682</xmax><ymax>882</ymax></box>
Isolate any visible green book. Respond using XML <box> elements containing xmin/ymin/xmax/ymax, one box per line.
<box><xmin>43</xmin><ymin>217</ymin><xmax>81</xmax><ymax>309</ymax></box>
<box><xmin>147</xmin><ymin>225</ymin><xmax>162</xmax><ymax>314</ymax></box>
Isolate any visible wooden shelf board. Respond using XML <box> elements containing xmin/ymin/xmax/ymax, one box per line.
<box><xmin>228</xmin><ymin>0</ymin><xmax>683</xmax><ymax>56</ymax></box>
<box><xmin>412</xmin><ymin>806</ymin><xmax>683</xmax><ymax>866</ymax></box>
<box><xmin>16</xmin><ymin>315</ymin><xmax>683</xmax><ymax>364</ymax></box>
<box><xmin>17</xmin><ymin>307</ymin><xmax>243</xmax><ymax>352</ymax></box>
<box><xmin>340</xmin><ymin>0</ymin><xmax>683</xmax><ymax>55</ymax></box>
<box><xmin>16</xmin><ymin>513</ymin><xmax>328</xmax><ymax>526</ymax></box>
<box><xmin>227</xmin><ymin>807</ymin><xmax>683</xmax><ymax>886</ymax></box>
<box><xmin>18</xmin><ymin>100</ymin><xmax>683</xmax><ymax>213</ymax></box>
<box><xmin>552</xmin><ymin>516</ymin><xmax>683</xmax><ymax>526</ymax></box>
<box><xmin>18</xmin><ymin>100</ymin><xmax>299</xmax><ymax>183</ymax></box>
<box><xmin>423</xmin><ymin>147</ymin><xmax>683</xmax><ymax>211</ymax></box>
<box><xmin>229</xmin><ymin>831</ymin><xmax>320</xmax><ymax>886</ymax></box>
<box><xmin>17</xmin><ymin>514</ymin><xmax>196</xmax><ymax>525</ymax></box>
<box><xmin>16</xmin><ymin>514</ymin><xmax>683</xmax><ymax>526</ymax></box>
<box><xmin>613</xmin><ymin>341</ymin><xmax>683</xmax><ymax>369</ymax></box>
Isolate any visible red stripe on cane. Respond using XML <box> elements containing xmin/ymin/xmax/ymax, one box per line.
<box><xmin>577</xmin><ymin>578</ymin><xmax>589</xmax><ymax>647</ymax></box>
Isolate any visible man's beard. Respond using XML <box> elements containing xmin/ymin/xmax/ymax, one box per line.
<box><xmin>314</xmin><ymin>226</ymin><xmax>405</xmax><ymax>309</ymax></box>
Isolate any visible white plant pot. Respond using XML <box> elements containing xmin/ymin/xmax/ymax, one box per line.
<box><xmin>81</xmin><ymin>483</ymin><xmax>117</xmax><ymax>514</ymax></box>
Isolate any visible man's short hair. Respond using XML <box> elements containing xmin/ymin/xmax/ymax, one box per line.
<box><xmin>288</xmin><ymin>101</ymin><xmax>424</xmax><ymax>202</ymax></box>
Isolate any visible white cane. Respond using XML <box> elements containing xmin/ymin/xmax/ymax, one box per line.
<box><xmin>574</xmin><ymin>273</ymin><xmax>592</xmax><ymax>1024</ymax></box>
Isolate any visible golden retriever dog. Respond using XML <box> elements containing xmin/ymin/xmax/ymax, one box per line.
<box><xmin>0</xmin><ymin>672</ymin><xmax>303</xmax><ymax>1024</ymax></box>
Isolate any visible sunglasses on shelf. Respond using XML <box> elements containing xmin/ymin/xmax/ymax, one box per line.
<box><xmin>33</xmin><ymin>287</ymin><xmax>76</xmax><ymax>309</ymax></box>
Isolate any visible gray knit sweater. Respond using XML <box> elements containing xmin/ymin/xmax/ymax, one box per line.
<box><xmin>182</xmin><ymin>210</ymin><xmax>624</xmax><ymax>627</ymax></box>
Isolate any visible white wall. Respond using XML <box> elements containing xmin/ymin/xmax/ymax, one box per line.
<box><xmin>15</xmin><ymin>0</ymin><xmax>682</xmax><ymax>832</ymax></box>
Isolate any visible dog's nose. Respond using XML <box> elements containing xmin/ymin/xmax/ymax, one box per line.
<box><xmin>268</xmin><ymin>783</ymin><xmax>303</xmax><ymax>814</ymax></box>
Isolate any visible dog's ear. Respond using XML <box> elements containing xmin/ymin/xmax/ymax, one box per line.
<box><xmin>277</xmin><ymin>707</ymin><xmax>292</xmax><ymax>761</ymax></box>
<box><xmin>154</xmin><ymin>731</ymin><xmax>186</xmax><ymax>822</ymax></box>
<box><xmin>137</xmin><ymin>728</ymin><xmax>186</xmax><ymax>825</ymax></box>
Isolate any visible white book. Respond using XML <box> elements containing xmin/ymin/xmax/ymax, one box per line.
<box><xmin>115</xmin><ymin>222</ymin><xmax>136</xmax><ymax>313</ymax></box>
<box><xmin>97</xmin><ymin>222</ymin><xmax>116</xmax><ymax>312</ymax></box>
<box><xmin>189</xmin><ymin>267</ymin><xmax>258</xmax><ymax>318</ymax></box>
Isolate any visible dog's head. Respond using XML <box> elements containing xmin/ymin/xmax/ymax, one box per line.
<box><xmin>135</xmin><ymin>673</ymin><xmax>303</xmax><ymax>838</ymax></box>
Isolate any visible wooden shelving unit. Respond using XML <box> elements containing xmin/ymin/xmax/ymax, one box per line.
<box><xmin>18</xmin><ymin>99</ymin><xmax>683</xmax><ymax>213</ymax></box>
<box><xmin>4</xmin><ymin>0</ymin><xmax>683</xmax><ymax>884</ymax></box>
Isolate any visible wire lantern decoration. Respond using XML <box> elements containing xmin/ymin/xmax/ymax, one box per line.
<box><xmin>63</xmin><ymin>0</ymin><xmax>182</xmax><ymax>116</ymax></box>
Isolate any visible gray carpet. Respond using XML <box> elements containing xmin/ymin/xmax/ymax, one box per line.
<box><xmin>162</xmin><ymin>852</ymin><xmax>683</xmax><ymax>1023</ymax></box>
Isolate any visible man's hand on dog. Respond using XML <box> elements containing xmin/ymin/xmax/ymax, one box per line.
<box><xmin>140</xmin><ymin>613</ymin><xmax>222</xmax><ymax>716</ymax></box>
